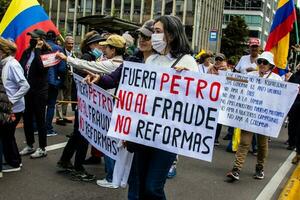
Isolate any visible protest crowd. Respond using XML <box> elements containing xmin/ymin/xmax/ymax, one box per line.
<box><xmin>1</xmin><ymin>11</ymin><xmax>300</xmax><ymax>200</ymax></box>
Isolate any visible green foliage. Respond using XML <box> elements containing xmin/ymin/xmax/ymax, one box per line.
<box><xmin>221</xmin><ymin>15</ymin><xmax>249</xmax><ymax>59</ymax></box>
<box><xmin>0</xmin><ymin>0</ymin><xmax>10</xmax><ymax>22</ymax></box>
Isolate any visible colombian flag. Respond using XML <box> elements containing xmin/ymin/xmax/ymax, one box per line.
<box><xmin>0</xmin><ymin>0</ymin><xmax>59</xmax><ymax>60</ymax></box>
<box><xmin>265</xmin><ymin>0</ymin><xmax>296</xmax><ymax>75</ymax></box>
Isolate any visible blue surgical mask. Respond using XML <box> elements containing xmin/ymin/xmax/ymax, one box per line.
<box><xmin>91</xmin><ymin>48</ymin><xmax>103</xmax><ymax>59</ymax></box>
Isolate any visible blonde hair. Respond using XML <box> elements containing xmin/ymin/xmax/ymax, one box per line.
<box><xmin>0</xmin><ymin>37</ymin><xmax>17</xmax><ymax>57</ymax></box>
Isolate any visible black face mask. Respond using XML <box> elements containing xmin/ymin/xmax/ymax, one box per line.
<box><xmin>29</xmin><ymin>39</ymin><xmax>37</xmax><ymax>48</ymax></box>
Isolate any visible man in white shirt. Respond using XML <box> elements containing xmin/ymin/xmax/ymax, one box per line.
<box><xmin>235</xmin><ymin>38</ymin><xmax>260</xmax><ymax>74</ymax></box>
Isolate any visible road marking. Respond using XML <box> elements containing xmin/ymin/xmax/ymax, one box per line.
<box><xmin>45</xmin><ymin>142</ymin><xmax>67</xmax><ymax>151</ymax></box>
<box><xmin>256</xmin><ymin>151</ymin><xmax>296</xmax><ymax>200</ymax></box>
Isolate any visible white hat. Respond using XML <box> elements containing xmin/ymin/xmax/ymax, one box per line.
<box><xmin>256</xmin><ymin>51</ymin><xmax>275</xmax><ymax>66</ymax></box>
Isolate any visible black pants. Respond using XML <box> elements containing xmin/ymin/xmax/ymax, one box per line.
<box><xmin>288</xmin><ymin>106</ymin><xmax>300</xmax><ymax>153</ymax></box>
<box><xmin>59</xmin><ymin>110</ymin><xmax>88</xmax><ymax>171</ymax></box>
<box><xmin>2</xmin><ymin>113</ymin><xmax>22</xmax><ymax>167</ymax></box>
<box><xmin>23</xmin><ymin>92</ymin><xmax>47</xmax><ymax>149</ymax></box>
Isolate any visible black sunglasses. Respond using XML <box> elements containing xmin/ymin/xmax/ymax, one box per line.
<box><xmin>257</xmin><ymin>59</ymin><xmax>269</xmax><ymax>65</ymax></box>
<box><xmin>139</xmin><ymin>33</ymin><xmax>151</xmax><ymax>41</ymax></box>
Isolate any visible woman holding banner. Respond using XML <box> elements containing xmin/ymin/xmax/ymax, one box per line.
<box><xmin>86</xmin><ymin>15</ymin><xmax>198</xmax><ymax>200</ymax></box>
<box><xmin>226</xmin><ymin>51</ymin><xmax>282</xmax><ymax>181</ymax></box>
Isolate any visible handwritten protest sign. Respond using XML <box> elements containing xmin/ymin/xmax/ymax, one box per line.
<box><xmin>218</xmin><ymin>72</ymin><xmax>298</xmax><ymax>138</ymax></box>
<box><xmin>40</xmin><ymin>51</ymin><xmax>61</xmax><ymax>67</ymax></box>
<box><xmin>74</xmin><ymin>74</ymin><xmax>119</xmax><ymax>160</ymax></box>
<box><xmin>107</xmin><ymin>61</ymin><xmax>226</xmax><ymax>162</ymax></box>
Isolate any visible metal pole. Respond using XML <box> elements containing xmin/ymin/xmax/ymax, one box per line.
<box><xmin>150</xmin><ymin>0</ymin><xmax>154</xmax><ymax>19</ymax></box>
<box><xmin>92</xmin><ymin>0</ymin><xmax>96</xmax><ymax>15</ymax></box>
<box><xmin>172</xmin><ymin>0</ymin><xmax>176</xmax><ymax>16</ymax></box>
<box><xmin>130</xmin><ymin>0</ymin><xmax>134</xmax><ymax>21</ymax></box>
<box><xmin>182</xmin><ymin>0</ymin><xmax>187</xmax><ymax>25</ymax></box>
<box><xmin>64</xmin><ymin>0</ymin><xmax>69</xmax><ymax>32</ymax></box>
<box><xmin>49</xmin><ymin>0</ymin><xmax>53</xmax><ymax>19</ymax></box>
<box><xmin>101</xmin><ymin>0</ymin><xmax>105</xmax><ymax>15</ymax></box>
<box><xmin>140</xmin><ymin>0</ymin><xmax>145</xmax><ymax>24</ymax></box>
<box><xmin>192</xmin><ymin>0</ymin><xmax>198</xmax><ymax>49</ymax></box>
<box><xmin>161</xmin><ymin>0</ymin><xmax>165</xmax><ymax>16</ymax></box>
<box><xmin>56</xmin><ymin>0</ymin><xmax>61</xmax><ymax>27</ymax></box>
<box><xmin>81</xmin><ymin>0</ymin><xmax>87</xmax><ymax>40</ymax></box>
<box><xmin>120</xmin><ymin>0</ymin><xmax>124</xmax><ymax>19</ymax></box>
<box><xmin>111</xmin><ymin>0</ymin><xmax>115</xmax><ymax>16</ymax></box>
<box><xmin>73</xmin><ymin>0</ymin><xmax>78</xmax><ymax>38</ymax></box>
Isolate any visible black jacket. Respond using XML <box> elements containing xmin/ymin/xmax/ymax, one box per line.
<box><xmin>19</xmin><ymin>48</ymin><xmax>50</xmax><ymax>94</ymax></box>
<box><xmin>288</xmin><ymin>71</ymin><xmax>300</xmax><ymax>114</ymax></box>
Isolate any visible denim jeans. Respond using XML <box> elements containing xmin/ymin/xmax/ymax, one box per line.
<box><xmin>128</xmin><ymin>147</ymin><xmax>176</xmax><ymax>200</ymax></box>
<box><xmin>104</xmin><ymin>155</ymin><xmax>115</xmax><ymax>182</ymax></box>
<box><xmin>46</xmin><ymin>86</ymin><xmax>59</xmax><ymax>132</ymax></box>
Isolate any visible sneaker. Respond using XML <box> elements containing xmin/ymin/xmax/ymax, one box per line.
<box><xmin>226</xmin><ymin>168</ymin><xmax>240</xmax><ymax>181</ymax></box>
<box><xmin>83</xmin><ymin>156</ymin><xmax>101</xmax><ymax>165</ymax></box>
<box><xmin>254</xmin><ymin>165</ymin><xmax>264</xmax><ymax>180</ymax></box>
<box><xmin>71</xmin><ymin>170</ymin><xmax>96</xmax><ymax>182</ymax></box>
<box><xmin>96</xmin><ymin>178</ymin><xmax>118</xmax><ymax>188</ymax></box>
<box><xmin>47</xmin><ymin>130</ymin><xmax>58</xmax><ymax>137</ymax></box>
<box><xmin>2</xmin><ymin>164</ymin><xmax>21</xmax><ymax>173</ymax></box>
<box><xmin>167</xmin><ymin>165</ymin><xmax>177</xmax><ymax>179</ymax></box>
<box><xmin>56</xmin><ymin>119</ymin><xmax>66</xmax><ymax>126</ymax></box>
<box><xmin>57</xmin><ymin>160</ymin><xmax>74</xmax><ymax>171</ymax></box>
<box><xmin>214</xmin><ymin>140</ymin><xmax>220</xmax><ymax>146</ymax></box>
<box><xmin>63</xmin><ymin>118</ymin><xmax>73</xmax><ymax>123</ymax></box>
<box><xmin>252</xmin><ymin>149</ymin><xmax>258</xmax><ymax>156</ymax></box>
<box><xmin>19</xmin><ymin>146</ymin><xmax>35</xmax><ymax>156</ymax></box>
<box><xmin>30</xmin><ymin>148</ymin><xmax>47</xmax><ymax>159</ymax></box>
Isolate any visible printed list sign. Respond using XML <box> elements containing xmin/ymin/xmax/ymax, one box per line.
<box><xmin>107</xmin><ymin>61</ymin><xmax>226</xmax><ymax>162</ymax></box>
<box><xmin>218</xmin><ymin>72</ymin><xmax>298</xmax><ymax>138</ymax></box>
<box><xmin>74</xmin><ymin>74</ymin><xmax>119</xmax><ymax>160</ymax></box>
<box><xmin>40</xmin><ymin>51</ymin><xmax>61</xmax><ymax>67</ymax></box>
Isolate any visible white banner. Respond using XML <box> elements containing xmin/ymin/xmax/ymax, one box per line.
<box><xmin>74</xmin><ymin>74</ymin><xmax>119</xmax><ymax>160</ymax></box>
<box><xmin>218</xmin><ymin>72</ymin><xmax>299</xmax><ymax>138</ymax></box>
<box><xmin>107</xmin><ymin>61</ymin><xmax>226</xmax><ymax>162</ymax></box>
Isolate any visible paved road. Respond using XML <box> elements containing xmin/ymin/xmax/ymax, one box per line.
<box><xmin>0</xmin><ymin>121</ymin><xmax>295</xmax><ymax>200</ymax></box>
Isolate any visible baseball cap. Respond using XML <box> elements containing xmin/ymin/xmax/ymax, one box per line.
<box><xmin>256</xmin><ymin>51</ymin><xmax>275</xmax><ymax>66</ymax></box>
<box><xmin>137</xmin><ymin>20</ymin><xmax>154</xmax><ymax>37</ymax></box>
<box><xmin>249</xmin><ymin>38</ymin><xmax>260</xmax><ymax>47</ymax></box>
<box><xmin>27</xmin><ymin>29</ymin><xmax>46</xmax><ymax>39</ymax></box>
<box><xmin>99</xmin><ymin>34</ymin><xmax>126</xmax><ymax>48</ymax></box>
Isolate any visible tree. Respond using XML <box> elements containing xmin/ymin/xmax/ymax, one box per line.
<box><xmin>0</xmin><ymin>0</ymin><xmax>10</xmax><ymax>21</ymax></box>
<box><xmin>221</xmin><ymin>15</ymin><xmax>249</xmax><ymax>61</ymax></box>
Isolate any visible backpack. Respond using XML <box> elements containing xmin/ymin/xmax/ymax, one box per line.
<box><xmin>0</xmin><ymin>64</ymin><xmax>13</xmax><ymax>125</ymax></box>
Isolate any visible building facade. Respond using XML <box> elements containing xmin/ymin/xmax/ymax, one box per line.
<box><xmin>44</xmin><ymin>0</ymin><xmax>224</xmax><ymax>52</ymax></box>
<box><xmin>223</xmin><ymin>0</ymin><xmax>277</xmax><ymax>47</ymax></box>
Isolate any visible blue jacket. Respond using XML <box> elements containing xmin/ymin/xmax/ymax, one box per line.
<box><xmin>47</xmin><ymin>40</ymin><xmax>66</xmax><ymax>88</ymax></box>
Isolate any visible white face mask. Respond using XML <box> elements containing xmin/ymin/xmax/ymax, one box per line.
<box><xmin>151</xmin><ymin>33</ymin><xmax>167</xmax><ymax>54</ymax></box>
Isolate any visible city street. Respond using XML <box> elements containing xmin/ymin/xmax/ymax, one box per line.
<box><xmin>0</xmin><ymin>119</ymin><xmax>295</xmax><ymax>200</ymax></box>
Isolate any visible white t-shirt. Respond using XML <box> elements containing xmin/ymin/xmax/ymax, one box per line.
<box><xmin>146</xmin><ymin>53</ymin><xmax>198</xmax><ymax>72</ymax></box>
<box><xmin>247</xmin><ymin>71</ymin><xmax>283</xmax><ymax>81</ymax></box>
<box><xmin>235</xmin><ymin>55</ymin><xmax>257</xmax><ymax>74</ymax></box>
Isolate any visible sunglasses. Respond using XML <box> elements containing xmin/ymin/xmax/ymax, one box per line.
<box><xmin>139</xmin><ymin>33</ymin><xmax>151</xmax><ymax>41</ymax></box>
<box><xmin>257</xmin><ymin>59</ymin><xmax>269</xmax><ymax>65</ymax></box>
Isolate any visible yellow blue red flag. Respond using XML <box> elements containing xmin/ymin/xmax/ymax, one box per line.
<box><xmin>265</xmin><ymin>0</ymin><xmax>296</xmax><ymax>75</ymax></box>
<box><xmin>0</xmin><ymin>0</ymin><xmax>59</xmax><ymax>60</ymax></box>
